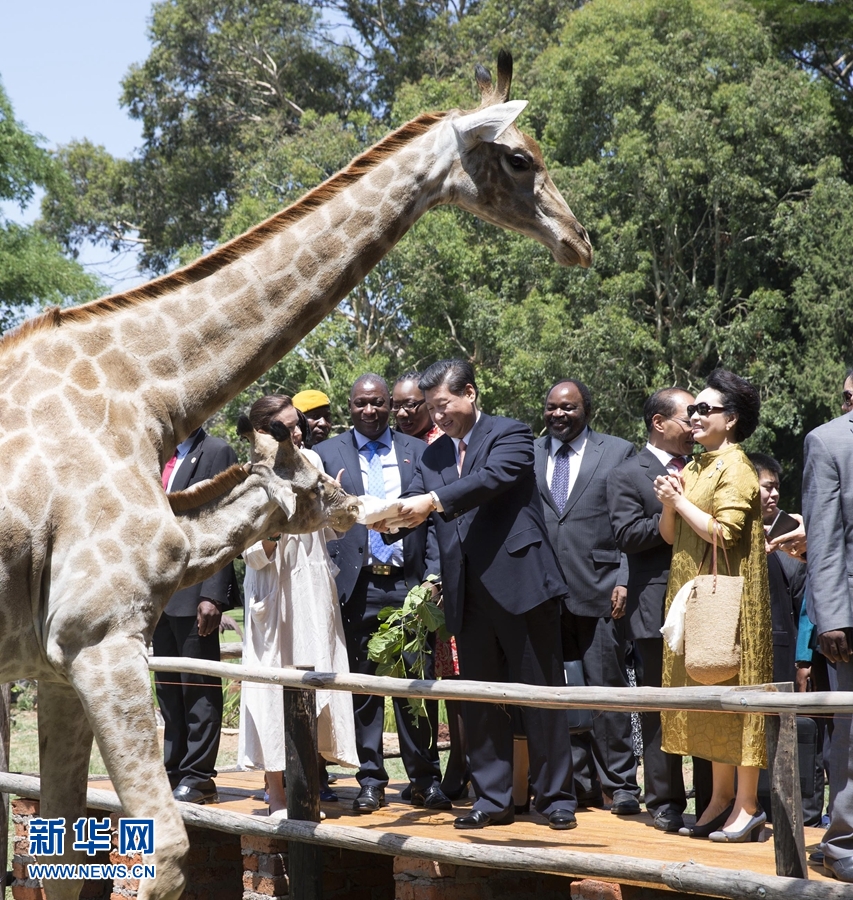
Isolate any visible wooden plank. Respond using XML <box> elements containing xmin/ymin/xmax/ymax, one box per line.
<box><xmin>0</xmin><ymin>683</ymin><xmax>10</xmax><ymax>897</ymax></box>
<box><xmin>283</xmin><ymin>674</ymin><xmax>323</xmax><ymax>900</ymax></box>
<box><xmin>765</xmin><ymin>683</ymin><xmax>807</xmax><ymax>878</ymax></box>
<box><xmin>2</xmin><ymin>772</ymin><xmax>843</xmax><ymax>900</ymax></box>
<box><xmin>149</xmin><ymin>657</ymin><xmax>853</xmax><ymax>716</ymax></box>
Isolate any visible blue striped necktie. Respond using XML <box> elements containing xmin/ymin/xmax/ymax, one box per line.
<box><xmin>551</xmin><ymin>443</ymin><xmax>571</xmax><ymax>513</ymax></box>
<box><xmin>366</xmin><ymin>440</ymin><xmax>393</xmax><ymax>563</ymax></box>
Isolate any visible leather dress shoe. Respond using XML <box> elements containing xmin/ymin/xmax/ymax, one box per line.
<box><xmin>610</xmin><ymin>789</ymin><xmax>641</xmax><ymax>816</ymax></box>
<box><xmin>653</xmin><ymin>810</ymin><xmax>685</xmax><ymax>833</ymax></box>
<box><xmin>809</xmin><ymin>848</ymin><xmax>825</xmax><ymax>864</ymax></box>
<box><xmin>173</xmin><ymin>782</ymin><xmax>219</xmax><ymax>804</ymax></box>
<box><xmin>352</xmin><ymin>786</ymin><xmax>385</xmax><ymax>813</ymax></box>
<box><xmin>441</xmin><ymin>780</ymin><xmax>471</xmax><ymax>801</ymax></box>
<box><xmin>411</xmin><ymin>784</ymin><xmax>452</xmax><ymax>810</ymax></box>
<box><xmin>548</xmin><ymin>809</ymin><xmax>578</xmax><ymax>830</ymax></box>
<box><xmin>454</xmin><ymin>809</ymin><xmax>514</xmax><ymax>829</ymax></box>
<box><xmin>319</xmin><ymin>787</ymin><xmax>338</xmax><ymax>802</ymax></box>
<box><xmin>824</xmin><ymin>855</ymin><xmax>853</xmax><ymax>883</ymax></box>
<box><xmin>400</xmin><ymin>783</ymin><xmax>412</xmax><ymax>802</ymax></box>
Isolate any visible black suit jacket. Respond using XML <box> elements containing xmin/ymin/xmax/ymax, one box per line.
<box><xmin>534</xmin><ymin>429</ymin><xmax>635</xmax><ymax>618</ymax></box>
<box><xmin>316</xmin><ymin>429</ymin><xmax>438</xmax><ymax>603</ymax></box>
<box><xmin>164</xmin><ymin>428</ymin><xmax>239</xmax><ymax>617</ymax></box>
<box><xmin>403</xmin><ymin>414</ymin><xmax>567</xmax><ymax>635</ymax></box>
<box><xmin>767</xmin><ymin>526</ymin><xmax>806</xmax><ymax>682</ymax></box>
<box><xmin>606</xmin><ymin>447</ymin><xmax>674</xmax><ymax>639</ymax></box>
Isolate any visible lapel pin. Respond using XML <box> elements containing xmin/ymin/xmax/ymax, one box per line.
<box><xmin>191</xmin><ymin>457</ymin><xmax>197</xmax><ymax>464</ymax></box>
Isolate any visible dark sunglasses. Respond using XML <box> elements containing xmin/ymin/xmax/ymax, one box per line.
<box><xmin>391</xmin><ymin>399</ymin><xmax>425</xmax><ymax>413</ymax></box>
<box><xmin>687</xmin><ymin>403</ymin><xmax>726</xmax><ymax>418</ymax></box>
<box><xmin>844</xmin><ymin>390</ymin><xmax>853</xmax><ymax>405</ymax></box>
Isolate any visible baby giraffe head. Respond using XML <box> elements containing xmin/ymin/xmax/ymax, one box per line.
<box><xmin>238</xmin><ymin>414</ymin><xmax>358</xmax><ymax>534</ymax></box>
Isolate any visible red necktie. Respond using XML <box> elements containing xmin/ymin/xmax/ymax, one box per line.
<box><xmin>457</xmin><ymin>439</ymin><xmax>467</xmax><ymax>475</ymax></box>
<box><xmin>669</xmin><ymin>455</ymin><xmax>686</xmax><ymax>473</ymax></box>
<box><xmin>162</xmin><ymin>452</ymin><xmax>178</xmax><ymax>490</ymax></box>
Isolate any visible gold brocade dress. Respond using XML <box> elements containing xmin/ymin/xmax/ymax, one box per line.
<box><xmin>660</xmin><ymin>444</ymin><xmax>773</xmax><ymax>767</ymax></box>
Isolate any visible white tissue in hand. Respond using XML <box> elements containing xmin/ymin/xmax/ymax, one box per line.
<box><xmin>355</xmin><ymin>496</ymin><xmax>403</xmax><ymax>525</ymax></box>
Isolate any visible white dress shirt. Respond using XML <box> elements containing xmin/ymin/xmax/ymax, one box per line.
<box><xmin>165</xmin><ymin>430</ymin><xmax>200</xmax><ymax>492</ymax></box>
<box><xmin>645</xmin><ymin>442</ymin><xmax>687</xmax><ymax>474</ymax></box>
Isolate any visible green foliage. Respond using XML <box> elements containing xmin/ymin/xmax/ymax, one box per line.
<box><xmin>0</xmin><ymin>79</ymin><xmax>102</xmax><ymax>328</ymax></box>
<box><xmin>367</xmin><ymin>576</ymin><xmax>446</xmax><ymax>724</ymax></box>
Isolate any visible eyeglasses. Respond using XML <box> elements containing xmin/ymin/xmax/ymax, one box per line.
<box><xmin>686</xmin><ymin>403</ymin><xmax>726</xmax><ymax>418</ymax></box>
<box><xmin>391</xmin><ymin>400</ymin><xmax>425</xmax><ymax>413</ymax></box>
<box><xmin>843</xmin><ymin>390</ymin><xmax>853</xmax><ymax>405</ymax></box>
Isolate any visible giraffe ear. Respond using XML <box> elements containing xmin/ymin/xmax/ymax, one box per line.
<box><xmin>454</xmin><ymin>100</ymin><xmax>528</xmax><ymax>146</ymax></box>
<box><xmin>270</xmin><ymin>479</ymin><xmax>297</xmax><ymax>520</ymax></box>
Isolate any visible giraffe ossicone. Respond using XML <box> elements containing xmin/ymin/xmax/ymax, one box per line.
<box><xmin>0</xmin><ymin>51</ymin><xmax>591</xmax><ymax>900</ymax></box>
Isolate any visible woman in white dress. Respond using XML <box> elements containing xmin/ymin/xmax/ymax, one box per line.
<box><xmin>238</xmin><ymin>394</ymin><xmax>358</xmax><ymax>815</ymax></box>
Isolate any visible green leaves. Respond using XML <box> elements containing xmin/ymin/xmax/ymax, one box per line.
<box><xmin>367</xmin><ymin>577</ymin><xmax>446</xmax><ymax>723</ymax></box>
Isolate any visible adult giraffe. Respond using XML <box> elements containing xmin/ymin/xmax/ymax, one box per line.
<box><xmin>0</xmin><ymin>52</ymin><xmax>591</xmax><ymax>900</ymax></box>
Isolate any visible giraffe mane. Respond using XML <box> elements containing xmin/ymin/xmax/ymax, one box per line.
<box><xmin>167</xmin><ymin>463</ymin><xmax>251</xmax><ymax>513</ymax></box>
<box><xmin>0</xmin><ymin>110</ymin><xmax>448</xmax><ymax>353</ymax></box>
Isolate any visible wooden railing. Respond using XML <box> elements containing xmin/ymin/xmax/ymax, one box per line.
<box><xmin>4</xmin><ymin>659</ymin><xmax>853</xmax><ymax>900</ymax></box>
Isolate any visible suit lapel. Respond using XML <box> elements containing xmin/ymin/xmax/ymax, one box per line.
<box><xmin>459</xmin><ymin>413</ymin><xmax>492</xmax><ymax>478</ymax></box>
<box><xmin>170</xmin><ymin>430</ymin><xmax>205</xmax><ymax>493</ymax></box>
<box><xmin>432</xmin><ymin>435</ymin><xmax>459</xmax><ymax>486</ymax></box>
<box><xmin>393</xmin><ymin>433</ymin><xmax>416</xmax><ymax>491</ymax></box>
<box><xmin>639</xmin><ymin>447</ymin><xmax>666</xmax><ymax>484</ymax></box>
<box><xmin>535</xmin><ymin>437</ymin><xmax>560</xmax><ymax>515</ymax></box>
<box><xmin>562</xmin><ymin>429</ymin><xmax>603</xmax><ymax>516</ymax></box>
<box><xmin>341</xmin><ymin>431</ymin><xmax>366</xmax><ymax>495</ymax></box>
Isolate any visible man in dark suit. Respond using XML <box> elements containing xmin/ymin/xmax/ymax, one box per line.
<box><xmin>316</xmin><ymin>374</ymin><xmax>446</xmax><ymax>814</ymax></box>
<box><xmin>152</xmin><ymin>427</ymin><xmax>239</xmax><ymax>804</ymax></box>
<box><xmin>802</xmin><ymin>411</ymin><xmax>853</xmax><ymax>885</ymax></box>
<box><xmin>534</xmin><ymin>380</ymin><xmax>640</xmax><ymax>814</ymax></box>
<box><xmin>389</xmin><ymin>360</ymin><xmax>576</xmax><ymax>831</ymax></box>
<box><xmin>606</xmin><ymin>387</ymin><xmax>709</xmax><ymax>832</ymax></box>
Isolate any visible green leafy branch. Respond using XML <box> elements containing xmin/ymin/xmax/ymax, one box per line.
<box><xmin>367</xmin><ymin>575</ymin><xmax>447</xmax><ymax>724</ymax></box>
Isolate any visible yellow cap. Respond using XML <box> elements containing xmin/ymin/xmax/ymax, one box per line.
<box><xmin>292</xmin><ymin>389</ymin><xmax>331</xmax><ymax>413</ymax></box>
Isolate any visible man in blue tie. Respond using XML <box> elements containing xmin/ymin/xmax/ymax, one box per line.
<box><xmin>316</xmin><ymin>374</ymin><xmax>446</xmax><ymax>813</ymax></box>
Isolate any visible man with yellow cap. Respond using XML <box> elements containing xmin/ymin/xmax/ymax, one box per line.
<box><xmin>293</xmin><ymin>389</ymin><xmax>333</xmax><ymax>444</ymax></box>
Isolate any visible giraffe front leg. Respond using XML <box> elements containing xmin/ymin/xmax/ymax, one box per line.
<box><xmin>68</xmin><ymin>638</ymin><xmax>188</xmax><ymax>900</ymax></box>
<box><xmin>37</xmin><ymin>681</ymin><xmax>94</xmax><ymax>900</ymax></box>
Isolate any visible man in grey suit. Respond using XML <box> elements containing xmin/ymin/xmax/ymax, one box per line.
<box><xmin>803</xmin><ymin>409</ymin><xmax>853</xmax><ymax>883</ymax></box>
<box><xmin>534</xmin><ymin>379</ymin><xmax>640</xmax><ymax>813</ymax></box>
<box><xmin>606</xmin><ymin>388</ymin><xmax>714</xmax><ymax>831</ymax></box>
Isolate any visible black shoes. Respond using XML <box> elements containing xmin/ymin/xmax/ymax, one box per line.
<box><xmin>352</xmin><ymin>785</ymin><xmax>385</xmax><ymax>813</ymax></box>
<box><xmin>319</xmin><ymin>787</ymin><xmax>339</xmax><ymax>802</ymax></box>
<box><xmin>824</xmin><ymin>855</ymin><xmax>853</xmax><ymax>883</ymax></box>
<box><xmin>410</xmin><ymin>784</ymin><xmax>453</xmax><ymax>810</ymax></box>
<box><xmin>454</xmin><ymin>809</ymin><xmax>515</xmax><ymax>829</ymax></box>
<box><xmin>172</xmin><ymin>781</ymin><xmax>219</xmax><ymax>804</ymax></box>
<box><xmin>548</xmin><ymin>809</ymin><xmax>578</xmax><ymax>830</ymax></box>
<box><xmin>653</xmin><ymin>810</ymin><xmax>685</xmax><ymax>833</ymax></box>
<box><xmin>610</xmin><ymin>789</ymin><xmax>641</xmax><ymax>816</ymax></box>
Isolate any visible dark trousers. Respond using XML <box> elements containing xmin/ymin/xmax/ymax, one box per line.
<box><xmin>634</xmin><ymin>636</ymin><xmax>712</xmax><ymax>816</ymax></box>
<box><xmin>456</xmin><ymin>576</ymin><xmax>575</xmax><ymax>819</ymax></box>
<box><xmin>561</xmin><ymin>610</ymin><xmax>638</xmax><ymax>802</ymax></box>
<box><xmin>339</xmin><ymin>569</ymin><xmax>441</xmax><ymax>791</ymax></box>
<box><xmin>152</xmin><ymin>613</ymin><xmax>222</xmax><ymax>790</ymax></box>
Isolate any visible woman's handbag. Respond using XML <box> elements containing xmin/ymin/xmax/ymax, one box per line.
<box><xmin>684</xmin><ymin>523</ymin><xmax>743</xmax><ymax>685</ymax></box>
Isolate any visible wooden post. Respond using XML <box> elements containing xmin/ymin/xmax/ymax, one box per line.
<box><xmin>765</xmin><ymin>682</ymin><xmax>807</xmax><ymax>878</ymax></box>
<box><xmin>283</xmin><ymin>666</ymin><xmax>322</xmax><ymax>900</ymax></box>
<box><xmin>1</xmin><ymin>682</ymin><xmax>11</xmax><ymax>897</ymax></box>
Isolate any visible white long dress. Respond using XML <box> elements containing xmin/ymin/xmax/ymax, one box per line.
<box><xmin>238</xmin><ymin>448</ymin><xmax>358</xmax><ymax>771</ymax></box>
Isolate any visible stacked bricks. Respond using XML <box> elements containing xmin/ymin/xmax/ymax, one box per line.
<box><xmin>11</xmin><ymin>798</ymin><xmax>243</xmax><ymax>900</ymax></box>
<box><xmin>240</xmin><ymin>837</ymin><xmax>394</xmax><ymax>900</ymax></box>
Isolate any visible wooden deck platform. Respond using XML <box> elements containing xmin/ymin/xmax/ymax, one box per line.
<box><xmin>88</xmin><ymin>769</ymin><xmax>835</xmax><ymax>890</ymax></box>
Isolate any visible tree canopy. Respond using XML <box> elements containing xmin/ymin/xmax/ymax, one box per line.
<box><xmin>0</xmin><ymin>80</ymin><xmax>101</xmax><ymax>330</ymax></box>
<box><xmin>22</xmin><ymin>0</ymin><xmax>853</xmax><ymax>498</ymax></box>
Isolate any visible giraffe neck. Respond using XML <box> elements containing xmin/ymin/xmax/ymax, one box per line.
<box><xmin>62</xmin><ymin>115</ymin><xmax>457</xmax><ymax>450</ymax></box>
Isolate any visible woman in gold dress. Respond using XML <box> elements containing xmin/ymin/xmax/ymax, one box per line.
<box><xmin>653</xmin><ymin>369</ymin><xmax>772</xmax><ymax>843</ymax></box>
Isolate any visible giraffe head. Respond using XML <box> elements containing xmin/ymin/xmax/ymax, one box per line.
<box><xmin>239</xmin><ymin>416</ymin><xmax>359</xmax><ymax>534</ymax></box>
<box><xmin>442</xmin><ymin>51</ymin><xmax>592</xmax><ymax>268</ymax></box>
